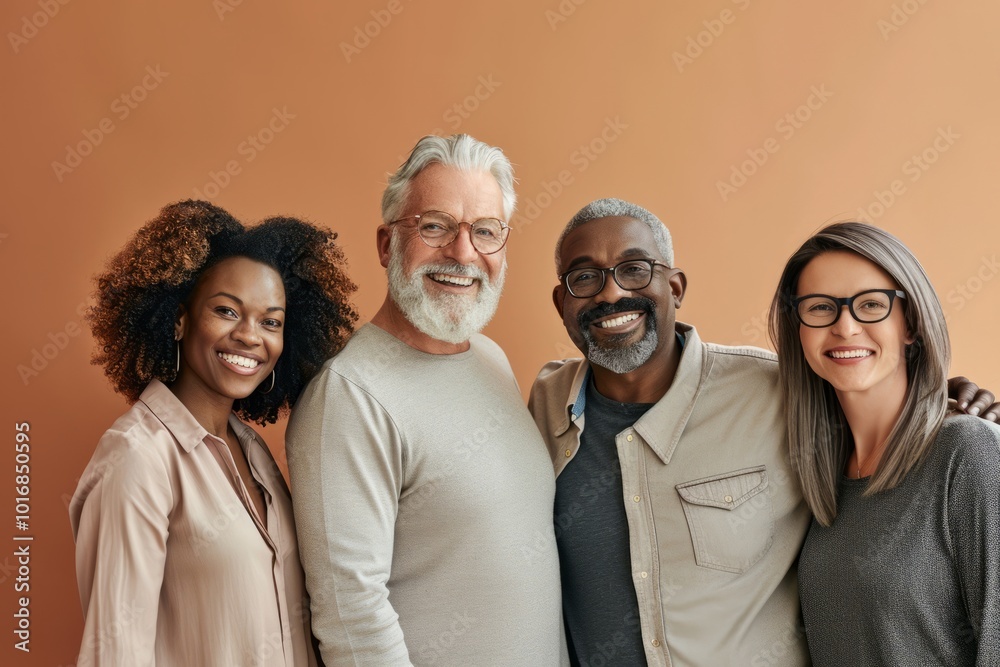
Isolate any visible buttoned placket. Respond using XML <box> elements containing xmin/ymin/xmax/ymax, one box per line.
<box><xmin>557</xmin><ymin>367</ymin><xmax>672</xmax><ymax>664</ymax></box>
<box><xmin>617</xmin><ymin>427</ymin><xmax>671</xmax><ymax>667</ymax></box>
<box><xmin>243</xmin><ymin>431</ymin><xmax>295</xmax><ymax>667</ymax></box>
<box><xmin>206</xmin><ymin>427</ymin><xmax>291</xmax><ymax>666</ymax></box>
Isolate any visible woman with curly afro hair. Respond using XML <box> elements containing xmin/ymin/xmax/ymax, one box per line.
<box><xmin>69</xmin><ymin>199</ymin><xmax>357</xmax><ymax>666</ymax></box>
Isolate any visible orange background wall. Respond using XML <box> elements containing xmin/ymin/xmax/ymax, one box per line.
<box><xmin>2</xmin><ymin>1</ymin><xmax>999</xmax><ymax>664</ymax></box>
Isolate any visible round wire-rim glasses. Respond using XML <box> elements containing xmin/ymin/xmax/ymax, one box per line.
<box><xmin>389</xmin><ymin>210</ymin><xmax>511</xmax><ymax>255</ymax></box>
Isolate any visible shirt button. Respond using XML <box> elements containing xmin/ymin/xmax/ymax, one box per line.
<box><xmin>651</xmin><ymin>639</ymin><xmax>661</xmax><ymax>647</ymax></box>
<box><xmin>640</xmin><ymin>571</ymin><xmax>648</xmax><ymax>578</ymax></box>
<box><xmin>626</xmin><ymin>434</ymin><xmax>633</xmax><ymax>442</ymax></box>
<box><xmin>564</xmin><ymin>448</ymin><xmax>572</xmax><ymax>457</ymax></box>
<box><xmin>725</xmin><ymin>495</ymin><xmax>733</xmax><ymax>503</ymax></box>
<box><xmin>633</xmin><ymin>495</ymin><xmax>641</xmax><ymax>503</ymax></box>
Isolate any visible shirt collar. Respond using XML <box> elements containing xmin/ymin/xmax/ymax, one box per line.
<box><xmin>553</xmin><ymin>361</ymin><xmax>591</xmax><ymax>438</ymax></box>
<box><xmin>632</xmin><ymin>321</ymin><xmax>706</xmax><ymax>465</ymax></box>
<box><xmin>561</xmin><ymin>322</ymin><xmax>706</xmax><ymax>464</ymax></box>
<box><xmin>138</xmin><ymin>380</ymin><xmax>255</xmax><ymax>454</ymax></box>
<box><xmin>564</xmin><ymin>328</ymin><xmax>689</xmax><ymax>428</ymax></box>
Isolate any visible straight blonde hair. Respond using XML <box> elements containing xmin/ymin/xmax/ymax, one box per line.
<box><xmin>768</xmin><ymin>222</ymin><xmax>950</xmax><ymax>526</ymax></box>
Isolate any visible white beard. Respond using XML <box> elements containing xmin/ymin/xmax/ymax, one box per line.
<box><xmin>387</xmin><ymin>232</ymin><xmax>506</xmax><ymax>344</ymax></box>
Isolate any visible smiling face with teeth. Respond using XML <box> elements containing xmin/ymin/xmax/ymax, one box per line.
<box><xmin>172</xmin><ymin>256</ymin><xmax>285</xmax><ymax>410</ymax></box>
<box><xmin>554</xmin><ymin>216</ymin><xmax>686</xmax><ymax>382</ymax></box>
<box><xmin>796</xmin><ymin>251</ymin><xmax>913</xmax><ymax>403</ymax></box>
<box><xmin>376</xmin><ymin>163</ymin><xmax>507</xmax><ymax>352</ymax></box>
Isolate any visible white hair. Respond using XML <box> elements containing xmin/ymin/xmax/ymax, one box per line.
<box><xmin>381</xmin><ymin>134</ymin><xmax>517</xmax><ymax>223</ymax></box>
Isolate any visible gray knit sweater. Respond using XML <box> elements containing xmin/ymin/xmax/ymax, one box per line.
<box><xmin>286</xmin><ymin>324</ymin><xmax>568</xmax><ymax>666</ymax></box>
<box><xmin>799</xmin><ymin>415</ymin><xmax>1000</xmax><ymax>666</ymax></box>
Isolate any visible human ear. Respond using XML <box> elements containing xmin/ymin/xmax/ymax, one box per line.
<box><xmin>175</xmin><ymin>304</ymin><xmax>187</xmax><ymax>340</ymax></box>
<box><xmin>376</xmin><ymin>225</ymin><xmax>392</xmax><ymax>268</ymax></box>
<box><xmin>552</xmin><ymin>284</ymin><xmax>566</xmax><ymax>319</ymax></box>
<box><xmin>669</xmin><ymin>269</ymin><xmax>688</xmax><ymax>309</ymax></box>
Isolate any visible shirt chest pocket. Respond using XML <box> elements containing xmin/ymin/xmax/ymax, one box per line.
<box><xmin>675</xmin><ymin>465</ymin><xmax>774</xmax><ymax>574</ymax></box>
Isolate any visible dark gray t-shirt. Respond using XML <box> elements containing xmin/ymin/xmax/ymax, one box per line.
<box><xmin>554</xmin><ymin>377</ymin><xmax>654</xmax><ymax>667</ymax></box>
<box><xmin>798</xmin><ymin>415</ymin><xmax>1000</xmax><ymax>666</ymax></box>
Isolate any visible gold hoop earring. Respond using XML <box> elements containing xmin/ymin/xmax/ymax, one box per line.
<box><xmin>259</xmin><ymin>369</ymin><xmax>275</xmax><ymax>394</ymax></box>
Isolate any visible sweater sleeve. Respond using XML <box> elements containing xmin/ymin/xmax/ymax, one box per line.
<box><xmin>945</xmin><ymin>418</ymin><xmax>1000</xmax><ymax>666</ymax></box>
<box><xmin>286</xmin><ymin>368</ymin><xmax>412</xmax><ymax>666</ymax></box>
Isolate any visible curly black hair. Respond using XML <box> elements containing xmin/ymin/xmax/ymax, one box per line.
<box><xmin>88</xmin><ymin>199</ymin><xmax>358</xmax><ymax>425</ymax></box>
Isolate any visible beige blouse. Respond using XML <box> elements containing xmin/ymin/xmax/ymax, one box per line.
<box><xmin>70</xmin><ymin>380</ymin><xmax>318</xmax><ymax>667</ymax></box>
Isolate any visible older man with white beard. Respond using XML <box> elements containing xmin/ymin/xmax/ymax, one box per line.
<box><xmin>286</xmin><ymin>134</ymin><xmax>568</xmax><ymax>667</ymax></box>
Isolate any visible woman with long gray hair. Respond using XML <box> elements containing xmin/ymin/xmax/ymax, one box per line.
<box><xmin>768</xmin><ymin>221</ymin><xmax>999</xmax><ymax>665</ymax></box>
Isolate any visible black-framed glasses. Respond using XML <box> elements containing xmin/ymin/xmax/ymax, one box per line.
<box><xmin>560</xmin><ymin>259</ymin><xmax>671</xmax><ymax>298</ymax></box>
<box><xmin>792</xmin><ymin>289</ymin><xmax>906</xmax><ymax>328</ymax></box>
<box><xmin>389</xmin><ymin>210</ymin><xmax>511</xmax><ymax>255</ymax></box>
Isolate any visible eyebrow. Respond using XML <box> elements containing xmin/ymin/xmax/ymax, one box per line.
<box><xmin>796</xmin><ymin>288</ymin><xmax>897</xmax><ymax>298</ymax></box>
<box><xmin>563</xmin><ymin>247</ymin><xmax>655</xmax><ymax>271</ymax></box>
<box><xmin>209</xmin><ymin>292</ymin><xmax>286</xmax><ymax>313</ymax></box>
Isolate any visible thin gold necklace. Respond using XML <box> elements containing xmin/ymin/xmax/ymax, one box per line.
<box><xmin>854</xmin><ymin>437</ymin><xmax>889</xmax><ymax>479</ymax></box>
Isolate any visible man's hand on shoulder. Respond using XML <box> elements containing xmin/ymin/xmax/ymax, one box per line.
<box><xmin>948</xmin><ymin>376</ymin><xmax>999</xmax><ymax>422</ymax></box>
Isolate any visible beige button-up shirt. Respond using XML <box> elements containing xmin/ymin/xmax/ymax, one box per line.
<box><xmin>70</xmin><ymin>380</ymin><xmax>318</xmax><ymax>667</ymax></box>
<box><xmin>528</xmin><ymin>323</ymin><xmax>812</xmax><ymax>667</ymax></box>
